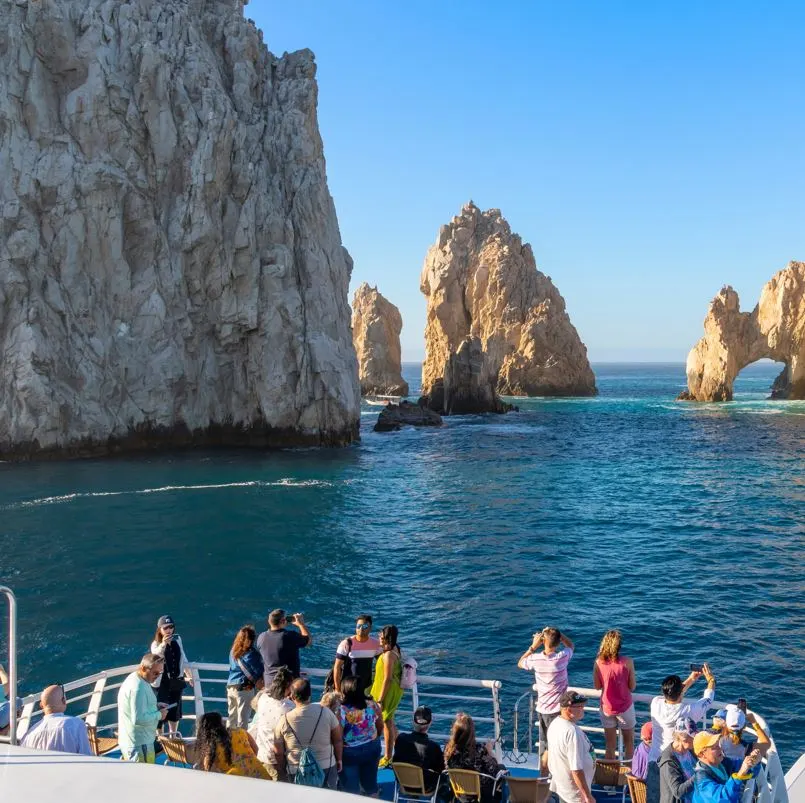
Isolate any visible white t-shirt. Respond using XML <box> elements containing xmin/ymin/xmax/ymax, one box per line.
<box><xmin>547</xmin><ymin>715</ymin><xmax>595</xmax><ymax>803</ymax></box>
<box><xmin>251</xmin><ymin>695</ymin><xmax>294</xmax><ymax>764</ymax></box>
<box><xmin>649</xmin><ymin>687</ymin><xmax>715</xmax><ymax>761</ymax></box>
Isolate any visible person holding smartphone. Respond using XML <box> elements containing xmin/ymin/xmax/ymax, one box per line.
<box><xmin>150</xmin><ymin>615</ymin><xmax>193</xmax><ymax>735</ymax></box>
<box><xmin>256</xmin><ymin>609</ymin><xmax>311</xmax><ymax>685</ymax></box>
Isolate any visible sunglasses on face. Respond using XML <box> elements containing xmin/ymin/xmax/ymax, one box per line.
<box><xmin>356</xmin><ymin>623</ymin><xmax>370</xmax><ymax>631</ymax></box>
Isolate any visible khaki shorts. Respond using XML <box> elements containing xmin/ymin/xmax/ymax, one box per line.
<box><xmin>599</xmin><ymin>702</ymin><xmax>636</xmax><ymax>730</ymax></box>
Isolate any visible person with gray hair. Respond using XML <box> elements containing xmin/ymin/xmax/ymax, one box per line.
<box><xmin>117</xmin><ymin>653</ymin><xmax>168</xmax><ymax>763</ymax></box>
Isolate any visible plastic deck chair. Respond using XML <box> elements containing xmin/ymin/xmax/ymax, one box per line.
<box><xmin>86</xmin><ymin>725</ymin><xmax>118</xmax><ymax>757</ymax></box>
<box><xmin>392</xmin><ymin>762</ymin><xmax>441</xmax><ymax>803</ymax></box>
<box><xmin>594</xmin><ymin>759</ymin><xmax>630</xmax><ymax>787</ymax></box>
<box><xmin>506</xmin><ymin>775</ymin><xmax>552</xmax><ymax>803</ymax></box>
<box><xmin>445</xmin><ymin>767</ymin><xmax>508</xmax><ymax>802</ymax></box>
<box><xmin>158</xmin><ymin>735</ymin><xmax>196</xmax><ymax>767</ymax></box>
<box><xmin>625</xmin><ymin>773</ymin><xmax>647</xmax><ymax>803</ymax></box>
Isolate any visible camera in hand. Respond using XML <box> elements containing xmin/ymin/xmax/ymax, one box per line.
<box><xmin>737</xmin><ymin>698</ymin><xmax>747</xmax><ymax>713</ymax></box>
<box><xmin>690</xmin><ymin>663</ymin><xmax>703</xmax><ymax>673</ymax></box>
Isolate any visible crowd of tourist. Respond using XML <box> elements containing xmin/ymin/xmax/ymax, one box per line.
<box><xmin>1</xmin><ymin>618</ymin><xmax>773</xmax><ymax>803</ymax></box>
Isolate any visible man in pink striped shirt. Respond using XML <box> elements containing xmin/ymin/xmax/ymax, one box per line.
<box><xmin>518</xmin><ymin>627</ymin><xmax>575</xmax><ymax>772</ymax></box>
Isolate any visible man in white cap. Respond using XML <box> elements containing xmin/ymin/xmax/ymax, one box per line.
<box><xmin>547</xmin><ymin>690</ymin><xmax>595</xmax><ymax>803</ymax></box>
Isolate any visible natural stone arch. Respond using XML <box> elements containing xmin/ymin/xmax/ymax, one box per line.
<box><xmin>680</xmin><ymin>262</ymin><xmax>805</xmax><ymax>401</ymax></box>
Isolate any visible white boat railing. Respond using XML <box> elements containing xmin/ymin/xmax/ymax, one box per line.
<box><xmin>511</xmin><ymin>685</ymin><xmax>788</xmax><ymax>803</ymax></box>
<box><xmin>0</xmin><ymin>586</ymin><xmax>19</xmax><ymax>746</ymax></box>
<box><xmin>13</xmin><ymin>662</ymin><xmax>504</xmax><ymax>761</ymax></box>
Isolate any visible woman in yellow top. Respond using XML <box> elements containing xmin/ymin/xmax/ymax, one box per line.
<box><xmin>195</xmin><ymin>712</ymin><xmax>270</xmax><ymax>779</ymax></box>
<box><xmin>369</xmin><ymin>624</ymin><xmax>403</xmax><ymax>768</ymax></box>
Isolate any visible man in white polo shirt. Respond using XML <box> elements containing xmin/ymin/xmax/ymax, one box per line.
<box><xmin>547</xmin><ymin>690</ymin><xmax>595</xmax><ymax>803</ymax></box>
<box><xmin>518</xmin><ymin>626</ymin><xmax>574</xmax><ymax>771</ymax></box>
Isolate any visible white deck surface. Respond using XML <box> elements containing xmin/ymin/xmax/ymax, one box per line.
<box><xmin>0</xmin><ymin>743</ymin><xmax>359</xmax><ymax>802</ymax></box>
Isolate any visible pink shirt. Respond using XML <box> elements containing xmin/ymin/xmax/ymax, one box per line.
<box><xmin>596</xmin><ymin>656</ymin><xmax>632</xmax><ymax>716</ymax></box>
<box><xmin>522</xmin><ymin>647</ymin><xmax>573</xmax><ymax>714</ymax></box>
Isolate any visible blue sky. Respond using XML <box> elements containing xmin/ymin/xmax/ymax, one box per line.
<box><xmin>249</xmin><ymin>1</ymin><xmax>804</xmax><ymax>362</ymax></box>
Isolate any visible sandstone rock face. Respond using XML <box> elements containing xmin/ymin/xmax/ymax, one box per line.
<box><xmin>682</xmin><ymin>262</ymin><xmax>805</xmax><ymax>401</ymax></box>
<box><xmin>0</xmin><ymin>0</ymin><xmax>360</xmax><ymax>458</ymax></box>
<box><xmin>420</xmin><ymin>203</ymin><xmax>596</xmax><ymax>412</ymax></box>
<box><xmin>351</xmin><ymin>283</ymin><xmax>408</xmax><ymax>397</ymax></box>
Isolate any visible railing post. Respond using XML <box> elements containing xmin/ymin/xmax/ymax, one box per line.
<box><xmin>491</xmin><ymin>682</ymin><xmax>502</xmax><ymax>762</ymax></box>
<box><xmin>191</xmin><ymin>665</ymin><xmax>204</xmax><ymax>721</ymax></box>
<box><xmin>0</xmin><ymin>587</ymin><xmax>18</xmax><ymax>745</ymax></box>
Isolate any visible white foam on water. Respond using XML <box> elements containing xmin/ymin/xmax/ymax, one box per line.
<box><xmin>2</xmin><ymin>478</ymin><xmax>334</xmax><ymax>510</ymax></box>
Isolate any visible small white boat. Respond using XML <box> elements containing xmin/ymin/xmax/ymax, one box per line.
<box><xmin>364</xmin><ymin>395</ymin><xmax>402</xmax><ymax>406</ymax></box>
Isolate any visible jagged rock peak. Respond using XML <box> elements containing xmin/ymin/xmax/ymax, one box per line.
<box><xmin>420</xmin><ymin>203</ymin><xmax>596</xmax><ymax>413</ymax></box>
<box><xmin>0</xmin><ymin>0</ymin><xmax>361</xmax><ymax>459</ymax></box>
<box><xmin>681</xmin><ymin>262</ymin><xmax>805</xmax><ymax>401</ymax></box>
<box><xmin>351</xmin><ymin>283</ymin><xmax>408</xmax><ymax>397</ymax></box>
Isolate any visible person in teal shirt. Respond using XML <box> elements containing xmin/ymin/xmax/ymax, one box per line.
<box><xmin>117</xmin><ymin>653</ymin><xmax>168</xmax><ymax>762</ymax></box>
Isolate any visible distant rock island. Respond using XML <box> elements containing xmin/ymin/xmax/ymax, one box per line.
<box><xmin>419</xmin><ymin>203</ymin><xmax>596</xmax><ymax>413</ymax></box>
<box><xmin>0</xmin><ymin>0</ymin><xmax>360</xmax><ymax>459</ymax></box>
<box><xmin>680</xmin><ymin>261</ymin><xmax>805</xmax><ymax>401</ymax></box>
<box><xmin>351</xmin><ymin>283</ymin><xmax>408</xmax><ymax>397</ymax></box>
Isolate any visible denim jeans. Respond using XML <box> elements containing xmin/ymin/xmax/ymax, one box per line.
<box><xmin>340</xmin><ymin>738</ymin><xmax>382</xmax><ymax>795</ymax></box>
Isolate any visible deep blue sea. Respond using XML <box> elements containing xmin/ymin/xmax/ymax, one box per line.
<box><xmin>1</xmin><ymin>363</ymin><xmax>803</xmax><ymax>765</ymax></box>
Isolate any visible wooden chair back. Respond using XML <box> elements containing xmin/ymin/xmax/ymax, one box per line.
<box><xmin>626</xmin><ymin>773</ymin><xmax>648</xmax><ymax>803</ymax></box>
<box><xmin>594</xmin><ymin>759</ymin><xmax>630</xmax><ymax>787</ymax></box>
<box><xmin>86</xmin><ymin>725</ymin><xmax>118</xmax><ymax>757</ymax></box>
<box><xmin>446</xmin><ymin>768</ymin><xmax>483</xmax><ymax>799</ymax></box>
<box><xmin>506</xmin><ymin>775</ymin><xmax>552</xmax><ymax>803</ymax></box>
<box><xmin>158</xmin><ymin>735</ymin><xmax>196</xmax><ymax>766</ymax></box>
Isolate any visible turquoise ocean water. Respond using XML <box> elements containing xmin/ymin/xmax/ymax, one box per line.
<box><xmin>1</xmin><ymin>362</ymin><xmax>803</xmax><ymax>765</ymax></box>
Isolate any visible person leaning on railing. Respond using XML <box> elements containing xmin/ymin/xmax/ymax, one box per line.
<box><xmin>227</xmin><ymin>625</ymin><xmax>265</xmax><ymax>729</ymax></box>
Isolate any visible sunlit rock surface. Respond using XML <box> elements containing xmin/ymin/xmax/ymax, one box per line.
<box><xmin>420</xmin><ymin>203</ymin><xmax>596</xmax><ymax>413</ymax></box>
<box><xmin>0</xmin><ymin>0</ymin><xmax>359</xmax><ymax>458</ymax></box>
<box><xmin>682</xmin><ymin>262</ymin><xmax>805</xmax><ymax>401</ymax></box>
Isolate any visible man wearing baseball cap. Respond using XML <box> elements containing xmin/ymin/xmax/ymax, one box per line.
<box><xmin>392</xmin><ymin>706</ymin><xmax>445</xmax><ymax>795</ymax></box>
<box><xmin>547</xmin><ymin>690</ymin><xmax>595</xmax><ymax>803</ymax></box>
<box><xmin>691</xmin><ymin>729</ymin><xmax>761</xmax><ymax>803</ymax></box>
<box><xmin>631</xmin><ymin>721</ymin><xmax>653</xmax><ymax>780</ymax></box>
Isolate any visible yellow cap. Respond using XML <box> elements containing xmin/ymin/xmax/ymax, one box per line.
<box><xmin>693</xmin><ymin>729</ymin><xmax>721</xmax><ymax>756</ymax></box>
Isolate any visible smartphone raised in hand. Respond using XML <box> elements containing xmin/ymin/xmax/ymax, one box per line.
<box><xmin>737</xmin><ymin>698</ymin><xmax>747</xmax><ymax>713</ymax></box>
<box><xmin>690</xmin><ymin>663</ymin><xmax>703</xmax><ymax>673</ymax></box>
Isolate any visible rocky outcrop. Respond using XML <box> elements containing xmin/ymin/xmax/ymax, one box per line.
<box><xmin>681</xmin><ymin>262</ymin><xmax>805</xmax><ymax>401</ymax></box>
<box><xmin>374</xmin><ymin>401</ymin><xmax>442</xmax><ymax>432</ymax></box>
<box><xmin>420</xmin><ymin>203</ymin><xmax>596</xmax><ymax>413</ymax></box>
<box><xmin>0</xmin><ymin>0</ymin><xmax>360</xmax><ymax>459</ymax></box>
<box><xmin>351</xmin><ymin>283</ymin><xmax>408</xmax><ymax>397</ymax></box>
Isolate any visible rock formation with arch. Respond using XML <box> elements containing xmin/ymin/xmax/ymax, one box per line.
<box><xmin>680</xmin><ymin>261</ymin><xmax>805</xmax><ymax>401</ymax></box>
<box><xmin>0</xmin><ymin>0</ymin><xmax>360</xmax><ymax>458</ymax></box>
<box><xmin>419</xmin><ymin>203</ymin><xmax>596</xmax><ymax>413</ymax></box>
<box><xmin>351</xmin><ymin>283</ymin><xmax>408</xmax><ymax>397</ymax></box>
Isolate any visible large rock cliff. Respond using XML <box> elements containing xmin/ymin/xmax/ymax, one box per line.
<box><xmin>351</xmin><ymin>283</ymin><xmax>408</xmax><ymax>396</ymax></box>
<box><xmin>681</xmin><ymin>262</ymin><xmax>805</xmax><ymax>401</ymax></box>
<box><xmin>0</xmin><ymin>0</ymin><xmax>360</xmax><ymax>458</ymax></box>
<box><xmin>420</xmin><ymin>203</ymin><xmax>596</xmax><ymax>413</ymax></box>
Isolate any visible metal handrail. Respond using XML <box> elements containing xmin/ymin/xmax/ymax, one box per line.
<box><xmin>0</xmin><ymin>586</ymin><xmax>18</xmax><ymax>745</ymax></box>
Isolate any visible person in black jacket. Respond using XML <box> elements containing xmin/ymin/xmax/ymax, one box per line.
<box><xmin>393</xmin><ymin>706</ymin><xmax>445</xmax><ymax>794</ymax></box>
<box><xmin>658</xmin><ymin>717</ymin><xmax>698</xmax><ymax>803</ymax></box>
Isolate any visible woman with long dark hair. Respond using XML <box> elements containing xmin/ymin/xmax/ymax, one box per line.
<box><xmin>593</xmin><ymin>629</ymin><xmax>636</xmax><ymax>758</ymax></box>
<box><xmin>227</xmin><ymin>625</ymin><xmax>264</xmax><ymax>729</ymax></box>
<box><xmin>195</xmin><ymin>711</ymin><xmax>268</xmax><ymax>778</ymax></box>
<box><xmin>369</xmin><ymin>624</ymin><xmax>403</xmax><ymax>768</ymax></box>
<box><xmin>251</xmin><ymin>665</ymin><xmax>294</xmax><ymax>779</ymax></box>
<box><xmin>150</xmin><ymin>615</ymin><xmax>192</xmax><ymax>735</ymax></box>
<box><xmin>444</xmin><ymin>712</ymin><xmax>505</xmax><ymax>803</ymax></box>
<box><xmin>339</xmin><ymin>676</ymin><xmax>382</xmax><ymax>795</ymax></box>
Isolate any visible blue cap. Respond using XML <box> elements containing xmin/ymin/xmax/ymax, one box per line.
<box><xmin>0</xmin><ymin>698</ymin><xmax>23</xmax><ymax>729</ymax></box>
<box><xmin>713</xmin><ymin>708</ymin><xmax>727</xmax><ymax>721</ymax></box>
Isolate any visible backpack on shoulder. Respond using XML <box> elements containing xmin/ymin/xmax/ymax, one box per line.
<box><xmin>324</xmin><ymin>637</ymin><xmax>353</xmax><ymax>693</ymax></box>
<box><xmin>286</xmin><ymin>708</ymin><xmax>326</xmax><ymax>787</ymax></box>
<box><xmin>400</xmin><ymin>651</ymin><xmax>418</xmax><ymax>690</ymax></box>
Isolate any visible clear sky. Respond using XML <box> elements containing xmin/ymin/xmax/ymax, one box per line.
<box><xmin>249</xmin><ymin>1</ymin><xmax>804</xmax><ymax>362</ymax></box>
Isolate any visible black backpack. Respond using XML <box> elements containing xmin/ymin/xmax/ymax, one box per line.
<box><xmin>323</xmin><ymin>638</ymin><xmax>353</xmax><ymax>692</ymax></box>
